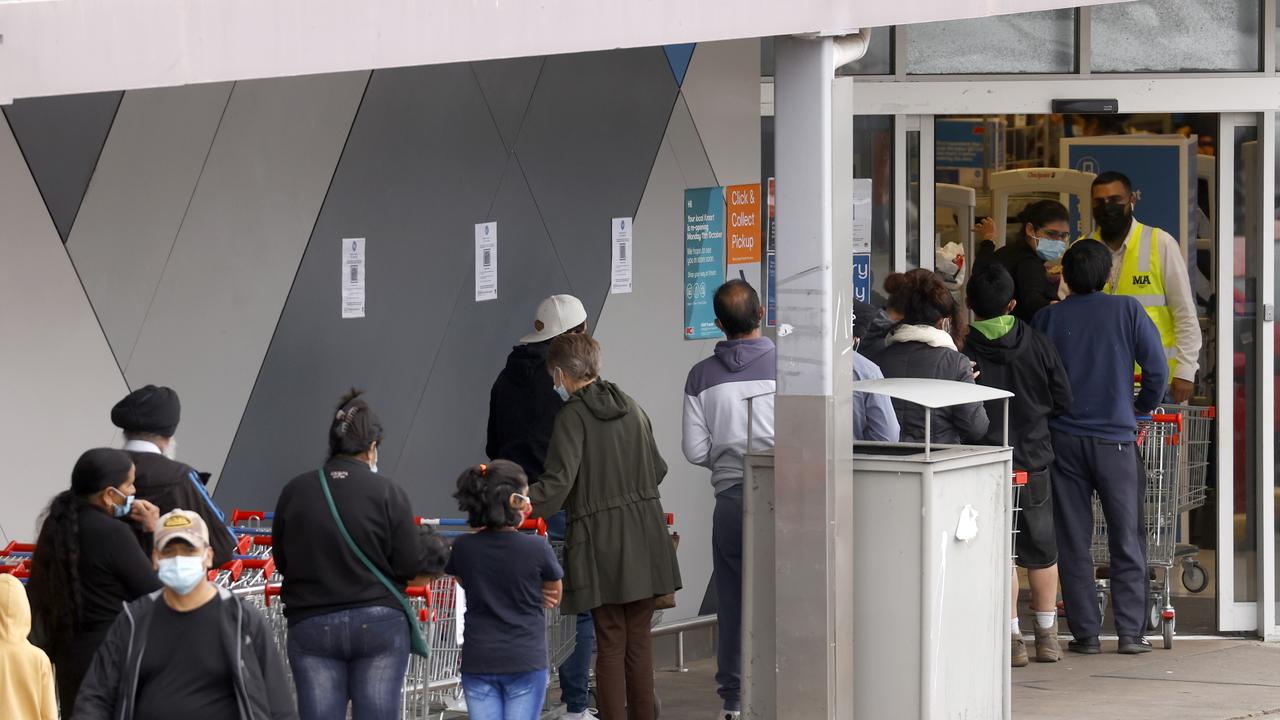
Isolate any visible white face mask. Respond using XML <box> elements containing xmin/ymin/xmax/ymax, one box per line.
<box><xmin>369</xmin><ymin>445</ymin><xmax>379</xmax><ymax>474</ymax></box>
<box><xmin>552</xmin><ymin>368</ymin><xmax>570</xmax><ymax>402</ymax></box>
<box><xmin>157</xmin><ymin>554</ymin><xmax>206</xmax><ymax>596</ymax></box>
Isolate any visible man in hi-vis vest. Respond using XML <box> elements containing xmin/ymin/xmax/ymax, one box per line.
<box><xmin>1062</xmin><ymin>171</ymin><xmax>1201</xmax><ymax>403</ymax></box>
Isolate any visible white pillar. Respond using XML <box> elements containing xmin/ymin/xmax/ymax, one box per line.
<box><xmin>772</xmin><ymin>34</ymin><xmax>855</xmax><ymax>719</ymax></box>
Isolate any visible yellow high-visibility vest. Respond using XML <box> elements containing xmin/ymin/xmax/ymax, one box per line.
<box><xmin>1091</xmin><ymin>221</ymin><xmax>1178</xmax><ymax>376</ymax></box>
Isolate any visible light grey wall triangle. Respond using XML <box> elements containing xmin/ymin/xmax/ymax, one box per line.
<box><xmin>3</xmin><ymin>91</ymin><xmax>123</xmax><ymax>241</ymax></box>
<box><xmin>0</xmin><ymin>120</ymin><xmax>130</xmax><ymax>543</ymax></box>
<box><xmin>515</xmin><ymin>47</ymin><xmax>678</xmax><ymax>325</ymax></box>
<box><xmin>678</xmin><ymin>39</ymin><xmax>762</xmax><ymax>186</ymax></box>
<box><xmin>394</xmin><ymin>155</ymin><xmax>574</xmax><ymax>511</ymax></box>
<box><xmin>472</xmin><ymin>57</ymin><xmax>545</xmax><ymax>151</ymax></box>
<box><xmin>215</xmin><ymin>63</ymin><xmax>511</xmax><ymax>512</ymax></box>
<box><xmin>665</xmin><ymin>94</ymin><xmax>718</xmax><ymax>189</ymax></box>
<box><xmin>124</xmin><ymin>72</ymin><xmax>368</xmax><ymax>488</ymax></box>
<box><xmin>66</xmin><ymin>82</ymin><xmax>234</xmax><ymax>368</ymax></box>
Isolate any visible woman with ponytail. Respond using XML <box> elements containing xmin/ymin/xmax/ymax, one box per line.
<box><xmin>27</xmin><ymin>447</ymin><xmax>162</xmax><ymax>716</ymax></box>
<box><xmin>446</xmin><ymin>460</ymin><xmax>563</xmax><ymax>719</ymax></box>
<box><xmin>273</xmin><ymin>389</ymin><xmax>422</xmax><ymax>720</ymax></box>
<box><xmin>872</xmin><ymin>268</ymin><xmax>991</xmax><ymax>445</ymax></box>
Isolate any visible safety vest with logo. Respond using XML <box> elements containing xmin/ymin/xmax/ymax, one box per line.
<box><xmin>1089</xmin><ymin>220</ymin><xmax>1178</xmax><ymax>376</ymax></box>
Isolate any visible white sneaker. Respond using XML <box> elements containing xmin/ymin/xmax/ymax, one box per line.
<box><xmin>718</xmin><ymin>712</ymin><xmax>742</xmax><ymax>720</ymax></box>
<box><xmin>561</xmin><ymin>711</ymin><xmax>599</xmax><ymax>720</ymax></box>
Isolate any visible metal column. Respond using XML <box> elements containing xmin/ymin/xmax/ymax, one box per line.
<box><xmin>770</xmin><ymin>34</ymin><xmax>855</xmax><ymax>719</ymax></box>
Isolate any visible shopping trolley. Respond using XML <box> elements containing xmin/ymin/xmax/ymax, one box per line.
<box><xmin>1090</xmin><ymin>412</ymin><xmax>1182</xmax><ymax>648</ymax></box>
<box><xmin>1010</xmin><ymin>471</ymin><xmax>1028</xmax><ymax>563</ymax></box>
<box><xmin>1165</xmin><ymin>404</ymin><xmax>1216</xmax><ymax>594</ymax></box>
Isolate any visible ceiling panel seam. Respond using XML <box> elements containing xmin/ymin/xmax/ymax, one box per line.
<box><xmin>211</xmin><ymin>71</ymin><xmax>373</xmax><ymax>497</ymax></box>
<box><xmin>120</xmin><ymin>83</ymin><xmax>235</xmax><ymax>373</ymax></box>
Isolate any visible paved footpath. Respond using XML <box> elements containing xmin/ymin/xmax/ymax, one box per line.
<box><xmin>651</xmin><ymin>639</ymin><xmax>1280</xmax><ymax>719</ymax></box>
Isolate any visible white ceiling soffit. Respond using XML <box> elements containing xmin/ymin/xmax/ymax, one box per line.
<box><xmin>0</xmin><ymin>0</ymin><xmax>1128</xmax><ymax>102</ymax></box>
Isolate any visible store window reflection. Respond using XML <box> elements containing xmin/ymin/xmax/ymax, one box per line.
<box><xmin>1235</xmin><ymin>126</ymin><xmax>1259</xmax><ymax>603</ymax></box>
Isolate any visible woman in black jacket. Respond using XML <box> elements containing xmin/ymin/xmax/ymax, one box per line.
<box><xmin>273</xmin><ymin>390</ymin><xmax>422</xmax><ymax>720</ymax></box>
<box><xmin>867</xmin><ymin>269</ymin><xmax>989</xmax><ymax>444</ymax></box>
<box><xmin>990</xmin><ymin>199</ymin><xmax>1070</xmax><ymax>323</ymax></box>
<box><xmin>27</xmin><ymin>448</ymin><xmax>162</xmax><ymax>716</ymax></box>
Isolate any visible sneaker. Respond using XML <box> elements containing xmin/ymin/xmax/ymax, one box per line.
<box><xmin>1067</xmin><ymin>636</ymin><xmax>1101</xmax><ymax>655</ymax></box>
<box><xmin>717</xmin><ymin>712</ymin><xmax>741</xmax><ymax>720</ymax></box>
<box><xmin>1117</xmin><ymin>636</ymin><xmax>1153</xmax><ymax>654</ymax></box>
<box><xmin>561</xmin><ymin>711</ymin><xmax>599</xmax><ymax>720</ymax></box>
<box><xmin>1011</xmin><ymin>633</ymin><xmax>1029</xmax><ymax>667</ymax></box>
<box><xmin>1033</xmin><ymin>624</ymin><xmax>1062</xmax><ymax>662</ymax></box>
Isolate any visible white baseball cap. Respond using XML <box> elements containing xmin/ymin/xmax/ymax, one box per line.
<box><xmin>520</xmin><ymin>295</ymin><xmax>588</xmax><ymax>343</ymax></box>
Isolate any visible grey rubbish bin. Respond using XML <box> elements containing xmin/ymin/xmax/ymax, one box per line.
<box><xmin>743</xmin><ymin>378</ymin><xmax>1014</xmax><ymax>720</ymax></box>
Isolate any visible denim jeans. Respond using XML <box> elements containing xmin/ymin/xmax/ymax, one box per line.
<box><xmin>287</xmin><ymin>605</ymin><xmax>410</xmax><ymax>720</ymax></box>
<box><xmin>546</xmin><ymin>510</ymin><xmax>596</xmax><ymax>713</ymax></box>
<box><xmin>461</xmin><ymin>669</ymin><xmax>550</xmax><ymax>720</ymax></box>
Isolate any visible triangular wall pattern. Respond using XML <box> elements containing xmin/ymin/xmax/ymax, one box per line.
<box><xmin>664</xmin><ymin>44</ymin><xmax>697</xmax><ymax>86</ymax></box>
<box><xmin>473</xmin><ymin>57</ymin><xmax>545</xmax><ymax>151</ymax></box>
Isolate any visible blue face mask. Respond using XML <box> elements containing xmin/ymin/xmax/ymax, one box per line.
<box><xmin>157</xmin><ymin>555</ymin><xmax>207</xmax><ymax>596</ymax></box>
<box><xmin>553</xmin><ymin>369</ymin><xmax>570</xmax><ymax>402</ymax></box>
<box><xmin>109</xmin><ymin>487</ymin><xmax>135</xmax><ymax>519</ymax></box>
<box><xmin>1035</xmin><ymin>238</ymin><xmax>1067</xmax><ymax>262</ymax></box>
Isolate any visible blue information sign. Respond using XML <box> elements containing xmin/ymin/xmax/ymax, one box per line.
<box><xmin>684</xmin><ymin>187</ymin><xmax>726</xmax><ymax>340</ymax></box>
<box><xmin>766</xmin><ymin>252</ymin><xmax>777</xmax><ymax>327</ymax></box>
<box><xmin>853</xmin><ymin>254</ymin><xmax>871</xmax><ymax>303</ymax></box>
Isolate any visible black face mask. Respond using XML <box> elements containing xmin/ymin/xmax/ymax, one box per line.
<box><xmin>1093</xmin><ymin>202</ymin><xmax>1131</xmax><ymax>234</ymax></box>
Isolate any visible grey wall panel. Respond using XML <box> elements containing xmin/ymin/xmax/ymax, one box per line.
<box><xmin>395</xmin><ymin>157</ymin><xmax>575</xmax><ymax>513</ymax></box>
<box><xmin>680</xmin><ymin>39</ymin><xmax>762</xmax><ymax>187</ymax></box>
<box><xmin>665</xmin><ymin>95</ymin><xmax>718</xmax><ymax>188</ymax></box>
<box><xmin>124</xmin><ymin>72</ymin><xmax>368</xmax><ymax>486</ymax></box>
<box><xmin>3</xmin><ymin>91</ymin><xmax>123</xmax><ymax>241</ymax></box>
<box><xmin>472</xmin><ymin>57</ymin><xmax>545</xmax><ymax>151</ymax></box>
<box><xmin>0</xmin><ymin>122</ymin><xmax>130</xmax><ymax>543</ymax></box>
<box><xmin>515</xmin><ymin>48</ymin><xmax>678</xmax><ymax>324</ymax></box>
<box><xmin>66</xmin><ymin>83</ymin><xmax>233</xmax><ymax>367</ymax></box>
<box><xmin>216</xmin><ymin>64</ymin><xmax>512</xmax><ymax>512</ymax></box>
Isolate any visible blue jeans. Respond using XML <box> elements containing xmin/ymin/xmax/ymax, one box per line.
<box><xmin>287</xmin><ymin>605</ymin><xmax>410</xmax><ymax>720</ymax></box>
<box><xmin>546</xmin><ymin>510</ymin><xmax>596</xmax><ymax>713</ymax></box>
<box><xmin>461</xmin><ymin>669</ymin><xmax>549</xmax><ymax>720</ymax></box>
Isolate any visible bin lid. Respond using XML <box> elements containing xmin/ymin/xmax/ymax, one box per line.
<box><xmin>851</xmin><ymin>377</ymin><xmax>1012</xmax><ymax>409</ymax></box>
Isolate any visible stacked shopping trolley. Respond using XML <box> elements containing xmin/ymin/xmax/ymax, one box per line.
<box><xmin>1090</xmin><ymin>404</ymin><xmax>1215</xmax><ymax>648</ymax></box>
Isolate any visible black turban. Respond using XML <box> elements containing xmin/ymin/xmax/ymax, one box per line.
<box><xmin>111</xmin><ymin>385</ymin><xmax>181</xmax><ymax>436</ymax></box>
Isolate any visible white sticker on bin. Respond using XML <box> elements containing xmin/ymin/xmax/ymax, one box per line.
<box><xmin>954</xmin><ymin>505</ymin><xmax>980</xmax><ymax>542</ymax></box>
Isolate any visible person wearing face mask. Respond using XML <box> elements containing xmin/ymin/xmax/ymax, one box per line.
<box><xmin>990</xmin><ymin>200</ymin><xmax>1071</xmax><ymax>323</ymax></box>
<box><xmin>446</xmin><ymin>460</ymin><xmax>564</xmax><ymax>720</ymax></box>
<box><xmin>111</xmin><ymin>384</ymin><xmax>237</xmax><ymax>566</ymax></box>
<box><xmin>872</xmin><ymin>269</ymin><xmax>990</xmax><ymax>445</ymax></box>
<box><xmin>485</xmin><ymin>294</ymin><xmax>596</xmax><ymax>720</ymax></box>
<box><xmin>27</xmin><ymin>448</ymin><xmax>162</xmax><ymax>717</ymax></box>
<box><xmin>531</xmin><ymin>333</ymin><xmax>680</xmax><ymax>720</ymax></box>
<box><xmin>1061</xmin><ymin>171</ymin><xmax>1201</xmax><ymax>404</ymax></box>
<box><xmin>73</xmin><ymin>510</ymin><xmax>297</xmax><ymax>720</ymax></box>
<box><xmin>272</xmin><ymin>389</ymin><xmax>421</xmax><ymax>720</ymax></box>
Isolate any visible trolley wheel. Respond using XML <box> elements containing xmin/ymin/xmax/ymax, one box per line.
<box><xmin>1148</xmin><ymin>598</ymin><xmax>1163</xmax><ymax>633</ymax></box>
<box><xmin>1182</xmin><ymin>561</ymin><xmax>1209</xmax><ymax>594</ymax></box>
<box><xmin>1162</xmin><ymin>613</ymin><xmax>1175</xmax><ymax>649</ymax></box>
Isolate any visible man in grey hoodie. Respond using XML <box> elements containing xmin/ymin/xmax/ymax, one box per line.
<box><xmin>682</xmin><ymin>280</ymin><xmax>776</xmax><ymax>720</ymax></box>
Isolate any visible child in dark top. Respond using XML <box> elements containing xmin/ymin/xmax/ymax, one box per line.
<box><xmin>963</xmin><ymin>263</ymin><xmax>1073</xmax><ymax>667</ymax></box>
<box><xmin>445</xmin><ymin>460</ymin><xmax>564</xmax><ymax>720</ymax></box>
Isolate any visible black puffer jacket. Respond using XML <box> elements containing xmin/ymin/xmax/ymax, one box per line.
<box><xmin>963</xmin><ymin>319</ymin><xmax>1073</xmax><ymax>471</ymax></box>
<box><xmin>866</xmin><ymin>326</ymin><xmax>990</xmax><ymax>445</ymax></box>
<box><xmin>73</xmin><ymin>587</ymin><xmax>297</xmax><ymax>720</ymax></box>
<box><xmin>486</xmin><ymin>341</ymin><xmax>562</xmax><ymax>481</ymax></box>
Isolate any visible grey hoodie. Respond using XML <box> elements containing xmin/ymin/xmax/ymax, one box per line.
<box><xmin>682</xmin><ymin>337</ymin><xmax>777</xmax><ymax>495</ymax></box>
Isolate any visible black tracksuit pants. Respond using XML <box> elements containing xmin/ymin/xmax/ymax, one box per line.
<box><xmin>1051</xmin><ymin>431</ymin><xmax>1147</xmax><ymax>639</ymax></box>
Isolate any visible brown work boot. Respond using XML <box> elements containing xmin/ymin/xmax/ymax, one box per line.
<box><xmin>1012</xmin><ymin>633</ymin><xmax>1029</xmax><ymax>667</ymax></box>
<box><xmin>1034</xmin><ymin>623</ymin><xmax>1062</xmax><ymax>662</ymax></box>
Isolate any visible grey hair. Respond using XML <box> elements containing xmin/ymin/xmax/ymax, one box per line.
<box><xmin>547</xmin><ymin>333</ymin><xmax>601</xmax><ymax>381</ymax></box>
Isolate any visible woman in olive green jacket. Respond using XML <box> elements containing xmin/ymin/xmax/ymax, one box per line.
<box><xmin>530</xmin><ymin>333</ymin><xmax>680</xmax><ymax>720</ymax></box>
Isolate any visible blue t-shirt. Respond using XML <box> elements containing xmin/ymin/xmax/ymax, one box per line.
<box><xmin>445</xmin><ymin>530</ymin><xmax>564</xmax><ymax>674</ymax></box>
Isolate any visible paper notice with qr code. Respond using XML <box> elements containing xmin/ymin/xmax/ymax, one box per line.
<box><xmin>611</xmin><ymin>217</ymin><xmax>633</xmax><ymax>294</ymax></box>
<box><xmin>341</xmin><ymin>237</ymin><xmax>365</xmax><ymax>319</ymax></box>
<box><xmin>475</xmin><ymin>222</ymin><xmax>497</xmax><ymax>302</ymax></box>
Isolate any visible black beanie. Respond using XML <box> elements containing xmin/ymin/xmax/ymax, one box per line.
<box><xmin>111</xmin><ymin>385</ymin><xmax>181</xmax><ymax>436</ymax></box>
<box><xmin>71</xmin><ymin>448</ymin><xmax>134</xmax><ymax>495</ymax></box>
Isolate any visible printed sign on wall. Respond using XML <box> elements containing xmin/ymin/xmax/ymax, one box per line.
<box><xmin>725</xmin><ymin>183</ymin><xmax>762</xmax><ymax>292</ymax></box>
<box><xmin>684</xmin><ymin>187</ymin><xmax>726</xmax><ymax>340</ymax></box>
<box><xmin>611</xmin><ymin>217</ymin><xmax>634</xmax><ymax>294</ymax></box>
<box><xmin>853</xmin><ymin>254</ymin><xmax>871</xmax><ymax>304</ymax></box>
<box><xmin>475</xmin><ymin>222</ymin><xmax>497</xmax><ymax>302</ymax></box>
<box><xmin>341</xmin><ymin>237</ymin><xmax>366</xmax><ymax>319</ymax></box>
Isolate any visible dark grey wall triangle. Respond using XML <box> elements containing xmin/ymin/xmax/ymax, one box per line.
<box><xmin>472</xmin><ymin>57</ymin><xmax>545</xmax><ymax>151</ymax></box>
<box><xmin>515</xmin><ymin>48</ymin><xmax>678</xmax><ymax>324</ymax></box>
<box><xmin>3</xmin><ymin>91</ymin><xmax>123</xmax><ymax>241</ymax></box>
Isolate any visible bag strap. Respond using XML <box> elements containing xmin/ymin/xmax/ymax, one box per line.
<box><xmin>316</xmin><ymin>468</ymin><xmax>430</xmax><ymax>657</ymax></box>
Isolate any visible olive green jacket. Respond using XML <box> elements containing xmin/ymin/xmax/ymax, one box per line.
<box><xmin>530</xmin><ymin>379</ymin><xmax>682</xmax><ymax>615</ymax></box>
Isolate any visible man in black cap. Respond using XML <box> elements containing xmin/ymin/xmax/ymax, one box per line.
<box><xmin>112</xmin><ymin>385</ymin><xmax>235</xmax><ymax>566</ymax></box>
